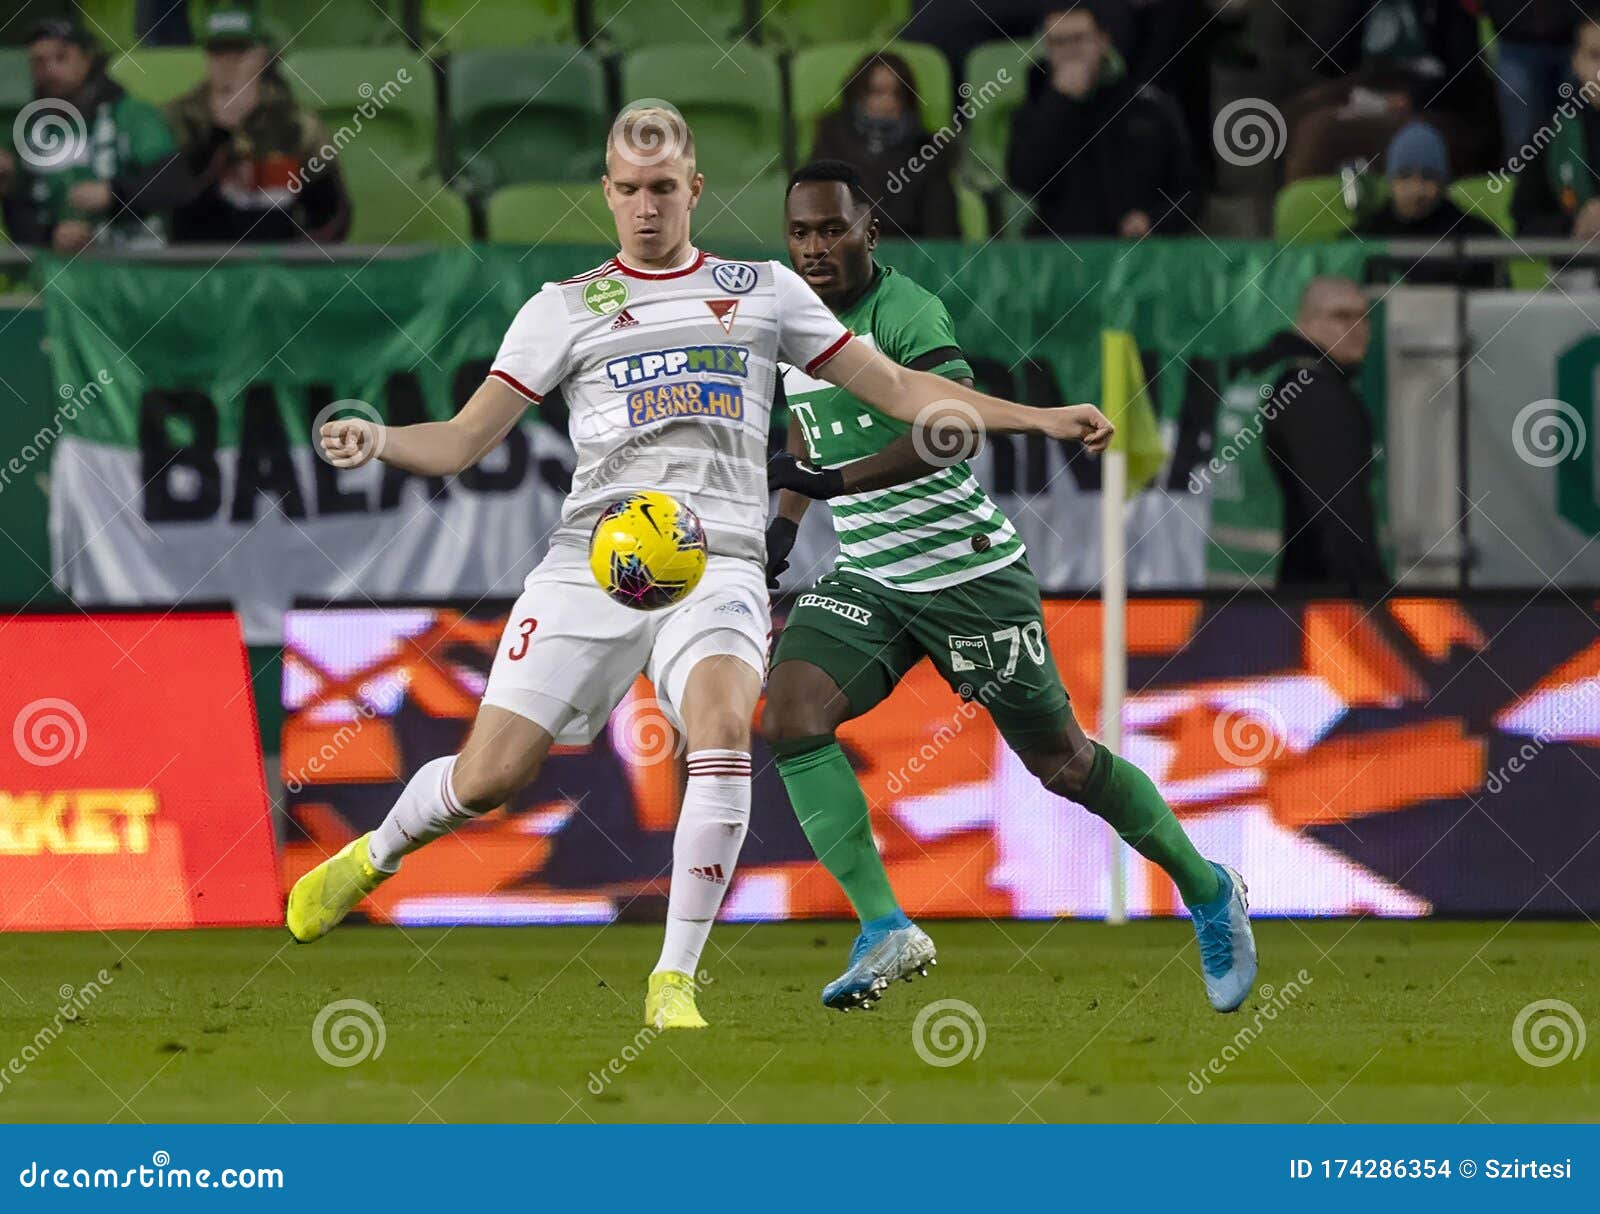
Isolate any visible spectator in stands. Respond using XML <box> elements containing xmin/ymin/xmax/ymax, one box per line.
<box><xmin>810</xmin><ymin>51</ymin><xmax>959</xmax><ymax>239</ymax></box>
<box><xmin>1487</xmin><ymin>2</ymin><xmax>1576</xmax><ymax>161</ymax></box>
<box><xmin>1257</xmin><ymin>277</ymin><xmax>1389</xmax><ymax>592</ymax></box>
<box><xmin>1358</xmin><ymin>121</ymin><xmax>1499</xmax><ymax>286</ymax></box>
<box><xmin>0</xmin><ymin>20</ymin><xmax>187</xmax><ymax>251</ymax></box>
<box><xmin>166</xmin><ymin>9</ymin><xmax>350</xmax><ymax>244</ymax></box>
<box><xmin>1512</xmin><ymin>12</ymin><xmax>1600</xmax><ymax>239</ymax></box>
<box><xmin>1007</xmin><ymin>1</ymin><xmax>1199</xmax><ymax>238</ymax></box>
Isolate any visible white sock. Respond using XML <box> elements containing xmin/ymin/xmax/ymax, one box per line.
<box><xmin>367</xmin><ymin>756</ymin><xmax>473</xmax><ymax>872</ymax></box>
<box><xmin>653</xmin><ymin>750</ymin><xmax>752</xmax><ymax>976</ymax></box>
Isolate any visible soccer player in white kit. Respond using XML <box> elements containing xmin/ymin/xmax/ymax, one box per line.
<box><xmin>286</xmin><ymin>106</ymin><xmax>1115</xmax><ymax>1029</ymax></box>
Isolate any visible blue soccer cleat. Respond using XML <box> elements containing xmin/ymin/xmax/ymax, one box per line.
<box><xmin>1190</xmin><ymin>862</ymin><xmax>1258</xmax><ymax>1013</ymax></box>
<box><xmin>822</xmin><ymin>920</ymin><xmax>937</xmax><ymax>1011</ymax></box>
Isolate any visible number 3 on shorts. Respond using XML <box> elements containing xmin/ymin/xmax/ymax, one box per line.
<box><xmin>507</xmin><ymin>617</ymin><xmax>537</xmax><ymax>660</ymax></box>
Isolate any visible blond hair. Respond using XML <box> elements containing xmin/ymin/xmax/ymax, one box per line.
<box><xmin>605</xmin><ymin>104</ymin><xmax>697</xmax><ymax>176</ymax></box>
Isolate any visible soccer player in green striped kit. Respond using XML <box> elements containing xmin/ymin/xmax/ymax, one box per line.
<box><xmin>763</xmin><ymin>161</ymin><xmax>1257</xmax><ymax>1014</ymax></box>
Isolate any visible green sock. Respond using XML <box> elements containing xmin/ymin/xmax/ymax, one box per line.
<box><xmin>1079</xmin><ymin>743</ymin><xmax>1221</xmax><ymax>907</ymax></box>
<box><xmin>774</xmin><ymin>736</ymin><xmax>901</xmax><ymax>924</ymax></box>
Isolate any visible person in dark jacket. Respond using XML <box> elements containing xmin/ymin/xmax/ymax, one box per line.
<box><xmin>165</xmin><ymin>8</ymin><xmax>350</xmax><ymax>244</ymax></box>
<box><xmin>1511</xmin><ymin>13</ymin><xmax>1600</xmax><ymax>239</ymax></box>
<box><xmin>0</xmin><ymin>19</ymin><xmax>188</xmax><ymax>251</ymax></box>
<box><xmin>809</xmin><ymin>51</ymin><xmax>959</xmax><ymax>239</ymax></box>
<box><xmin>1359</xmin><ymin>121</ymin><xmax>1499</xmax><ymax>287</ymax></box>
<box><xmin>1006</xmin><ymin>1</ymin><xmax>1200</xmax><ymax>238</ymax></box>
<box><xmin>1488</xmin><ymin>1</ymin><xmax>1578</xmax><ymax>159</ymax></box>
<box><xmin>1258</xmin><ymin>277</ymin><xmax>1390</xmax><ymax>592</ymax></box>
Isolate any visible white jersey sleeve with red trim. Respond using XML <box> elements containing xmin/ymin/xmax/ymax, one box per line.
<box><xmin>771</xmin><ymin>262</ymin><xmax>852</xmax><ymax>375</ymax></box>
<box><xmin>489</xmin><ymin>284</ymin><xmax>573</xmax><ymax>402</ymax></box>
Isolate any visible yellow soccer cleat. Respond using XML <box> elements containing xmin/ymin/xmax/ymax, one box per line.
<box><xmin>645</xmin><ymin>970</ymin><xmax>709</xmax><ymax>1029</ymax></box>
<box><xmin>286</xmin><ymin>833</ymin><xmax>390</xmax><ymax>943</ymax></box>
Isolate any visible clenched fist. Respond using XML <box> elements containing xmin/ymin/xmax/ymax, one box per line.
<box><xmin>320</xmin><ymin>417</ymin><xmax>384</xmax><ymax>468</ymax></box>
<box><xmin>1042</xmin><ymin>403</ymin><xmax>1114</xmax><ymax>452</ymax></box>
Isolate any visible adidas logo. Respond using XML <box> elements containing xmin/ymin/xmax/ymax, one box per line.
<box><xmin>689</xmin><ymin>863</ymin><xmax>727</xmax><ymax>885</ymax></box>
<box><xmin>610</xmin><ymin>308</ymin><xmax>639</xmax><ymax>330</ymax></box>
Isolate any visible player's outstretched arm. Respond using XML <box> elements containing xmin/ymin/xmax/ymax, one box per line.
<box><xmin>816</xmin><ymin>338</ymin><xmax>1113</xmax><ymax>451</ymax></box>
<box><xmin>319</xmin><ymin>377</ymin><xmax>531</xmax><ymax>474</ymax></box>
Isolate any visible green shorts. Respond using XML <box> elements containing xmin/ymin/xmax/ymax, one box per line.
<box><xmin>771</xmin><ymin>556</ymin><xmax>1072</xmax><ymax>751</ymax></box>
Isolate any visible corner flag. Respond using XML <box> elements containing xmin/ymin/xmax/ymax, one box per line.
<box><xmin>1099</xmin><ymin>329</ymin><xmax>1166</xmax><ymax>497</ymax></box>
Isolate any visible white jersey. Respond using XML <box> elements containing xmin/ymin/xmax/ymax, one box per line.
<box><xmin>491</xmin><ymin>248</ymin><xmax>851</xmax><ymax>563</ymax></box>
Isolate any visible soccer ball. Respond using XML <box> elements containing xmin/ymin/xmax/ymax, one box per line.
<box><xmin>589</xmin><ymin>491</ymin><xmax>708</xmax><ymax>610</ymax></box>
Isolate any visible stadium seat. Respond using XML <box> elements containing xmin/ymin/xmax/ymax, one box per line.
<box><xmin>619</xmin><ymin>44</ymin><xmax>785</xmax><ymax>185</ymax></box>
<box><xmin>345</xmin><ymin>171</ymin><xmax>474</xmax><ymax>246</ymax></box>
<box><xmin>1450</xmin><ymin>175</ymin><xmax>1512</xmax><ymax>234</ymax></box>
<box><xmin>422</xmin><ymin>0</ymin><xmax>576</xmax><ymax>51</ymax></box>
<box><xmin>283</xmin><ymin>49</ymin><xmax>437</xmax><ymax>178</ymax></box>
<box><xmin>693</xmin><ymin>176</ymin><xmax>788</xmax><ymax>252</ymax></box>
<box><xmin>75</xmin><ymin>0</ymin><xmax>138</xmax><ymax>53</ymax></box>
<box><xmin>791</xmin><ymin>40</ymin><xmax>952</xmax><ymax>162</ymax></box>
<box><xmin>1</xmin><ymin>48</ymin><xmax>31</xmax><ymax>143</ymax></box>
<box><xmin>255</xmin><ymin>0</ymin><xmax>407</xmax><ymax>48</ymax></box>
<box><xmin>107</xmin><ymin>48</ymin><xmax>206</xmax><ymax>106</ymax></box>
<box><xmin>759</xmin><ymin>0</ymin><xmax>911</xmax><ymax>49</ymax></box>
<box><xmin>589</xmin><ymin>0</ymin><xmax>747</xmax><ymax>49</ymax></box>
<box><xmin>1272</xmin><ymin>176</ymin><xmax>1357</xmax><ymax>242</ymax></box>
<box><xmin>962</xmin><ymin>40</ymin><xmax>1035</xmax><ymax>187</ymax></box>
<box><xmin>954</xmin><ymin>179</ymin><xmax>988</xmax><ymax>241</ymax></box>
<box><xmin>448</xmin><ymin>47</ymin><xmax>607</xmax><ymax>192</ymax></box>
<box><xmin>486</xmin><ymin>182</ymin><xmax>617</xmax><ymax>245</ymax></box>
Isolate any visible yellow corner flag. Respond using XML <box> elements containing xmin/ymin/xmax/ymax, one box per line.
<box><xmin>1099</xmin><ymin>329</ymin><xmax>1166</xmax><ymax>497</ymax></box>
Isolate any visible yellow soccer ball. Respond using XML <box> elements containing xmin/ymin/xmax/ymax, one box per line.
<box><xmin>589</xmin><ymin>491</ymin><xmax>708</xmax><ymax>610</ymax></box>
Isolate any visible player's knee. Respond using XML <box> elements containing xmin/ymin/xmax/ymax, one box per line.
<box><xmin>1020</xmin><ymin>735</ymin><xmax>1096</xmax><ymax>799</ymax></box>
<box><xmin>760</xmin><ymin>696</ymin><xmax>836</xmax><ymax>748</ymax></box>
<box><xmin>687</xmin><ymin>705</ymin><xmax>752</xmax><ymax>753</ymax></box>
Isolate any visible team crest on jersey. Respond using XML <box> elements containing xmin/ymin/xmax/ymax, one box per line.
<box><xmin>711</xmin><ymin>262</ymin><xmax>757</xmax><ymax>294</ymax></box>
<box><xmin>948</xmin><ymin>635</ymin><xmax>994</xmax><ymax>672</ymax></box>
<box><xmin>583</xmin><ymin>278</ymin><xmax>629</xmax><ymax>316</ymax></box>
<box><xmin>706</xmin><ymin>299</ymin><xmax>739</xmax><ymax>334</ymax></box>
<box><xmin>626</xmin><ymin>382</ymin><xmax>744</xmax><ymax>426</ymax></box>
<box><xmin>605</xmin><ymin>345</ymin><xmax>749</xmax><ymax>387</ymax></box>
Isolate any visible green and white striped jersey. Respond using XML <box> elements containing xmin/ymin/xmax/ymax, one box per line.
<box><xmin>779</xmin><ymin>265</ymin><xmax>1024</xmax><ymax>590</ymax></box>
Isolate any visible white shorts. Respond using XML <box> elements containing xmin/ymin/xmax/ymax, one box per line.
<box><xmin>480</xmin><ymin>545</ymin><xmax>770</xmax><ymax>745</ymax></box>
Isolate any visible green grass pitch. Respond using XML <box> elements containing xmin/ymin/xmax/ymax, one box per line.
<box><xmin>0</xmin><ymin>920</ymin><xmax>1592</xmax><ymax>1123</ymax></box>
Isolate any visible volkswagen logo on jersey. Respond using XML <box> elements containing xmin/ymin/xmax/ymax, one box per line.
<box><xmin>711</xmin><ymin>262</ymin><xmax>757</xmax><ymax>294</ymax></box>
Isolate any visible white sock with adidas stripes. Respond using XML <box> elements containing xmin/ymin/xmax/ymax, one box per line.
<box><xmin>653</xmin><ymin>749</ymin><xmax>752</xmax><ymax>976</ymax></box>
<box><xmin>366</xmin><ymin>756</ymin><xmax>472</xmax><ymax>872</ymax></box>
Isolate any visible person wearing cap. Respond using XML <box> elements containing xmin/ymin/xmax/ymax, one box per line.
<box><xmin>1</xmin><ymin>20</ymin><xmax>187</xmax><ymax>251</ymax></box>
<box><xmin>165</xmin><ymin>8</ymin><xmax>350</xmax><ymax>243</ymax></box>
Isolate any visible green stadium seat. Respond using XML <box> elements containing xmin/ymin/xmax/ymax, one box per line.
<box><xmin>619</xmin><ymin>44</ymin><xmax>785</xmax><ymax>185</ymax></box>
<box><xmin>1</xmin><ymin>49</ymin><xmax>31</xmax><ymax>146</ymax></box>
<box><xmin>962</xmin><ymin>40</ymin><xmax>1035</xmax><ymax>187</ymax></box>
<box><xmin>345</xmin><ymin>170</ymin><xmax>474</xmax><ymax>246</ymax></box>
<box><xmin>256</xmin><ymin>0</ymin><xmax>407</xmax><ymax>48</ymax></box>
<box><xmin>448</xmin><ymin>47</ymin><xmax>606</xmax><ymax>192</ymax></box>
<box><xmin>486</xmin><ymin>182</ymin><xmax>616</xmax><ymax>245</ymax></box>
<box><xmin>791</xmin><ymin>40</ymin><xmax>952</xmax><ymax>162</ymax></box>
<box><xmin>422</xmin><ymin>0</ymin><xmax>576</xmax><ymax>51</ymax></box>
<box><xmin>589</xmin><ymin>0</ymin><xmax>747</xmax><ymax>50</ymax></box>
<box><xmin>76</xmin><ymin>0</ymin><xmax>137</xmax><ymax>53</ymax></box>
<box><xmin>107</xmin><ymin>48</ymin><xmax>206</xmax><ymax>106</ymax></box>
<box><xmin>283</xmin><ymin>49</ymin><xmax>437</xmax><ymax>177</ymax></box>
<box><xmin>1273</xmin><ymin>176</ymin><xmax>1357</xmax><ymax>242</ymax></box>
<box><xmin>954</xmin><ymin>179</ymin><xmax>988</xmax><ymax>241</ymax></box>
<box><xmin>759</xmin><ymin>0</ymin><xmax>910</xmax><ymax>49</ymax></box>
<box><xmin>1449</xmin><ymin>174</ymin><xmax>1512</xmax><ymax>234</ymax></box>
<box><xmin>693</xmin><ymin>176</ymin><xmax>788</xmax><ymax>252</ymax></box>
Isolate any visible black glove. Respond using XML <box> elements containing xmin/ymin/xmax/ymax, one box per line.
<box><xmin>765</xmin><ymin>516</ymin><xmax>800</xmax><ymax>591</ymax></box>
<box><xmin>768</xmin><ymin>451</ymin><xmax>845</xmax><ymax>500</ymax></box>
